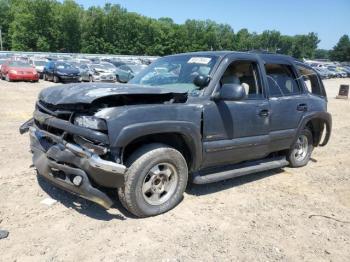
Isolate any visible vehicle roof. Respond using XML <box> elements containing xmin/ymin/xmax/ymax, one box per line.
<box><xmin>167</xmin><ymin>51</ymin><xmax>296</xmax><ymax>63</ymax></box>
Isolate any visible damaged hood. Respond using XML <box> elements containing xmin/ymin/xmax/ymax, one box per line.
<box><xmin>39</xmin><ymin>83</ymin><xmax>188</xmax><ymax>105</ymax></box>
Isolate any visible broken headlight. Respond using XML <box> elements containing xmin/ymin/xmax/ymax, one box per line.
<box><xmin>74</xmin><ymin>116</ymin><xmax>107</xmax><ymax>131</ymax></box>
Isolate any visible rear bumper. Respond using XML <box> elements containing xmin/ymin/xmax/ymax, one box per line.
<box><xmin>21</xmin><ymin>119</ymin><xmax>126</xmax><ymax>209</ymax></box>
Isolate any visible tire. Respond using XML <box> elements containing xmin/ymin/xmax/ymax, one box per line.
<box><xmin>118</xmin><ymin>143</ymin><xmax>188</xmax><ymax>218</ymax></box>
<box><xmin>287</xmin><ymin>128</ymin><xmax>313</xmax><ymax>167</ymax></box>
<box><xmin>116</xmin><ymin>75</ymin><xmax>120</xmax><ymax>83</ymax></box>
<box><xmin>5</xmin><ymin>74</ymin><xmax>11</xmax><ymax>82</ymax></box>
<box><xmin>53</xmin><ymin>75</ymin><xmax>59</xmax><ymax>83</ymax></box>
<box><xmin>89</xmin><ymin>75</ymin><xmax>93</xmax><ymax>82</ymax></box>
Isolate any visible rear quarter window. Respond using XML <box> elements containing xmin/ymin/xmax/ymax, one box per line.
<box><xmin>296</xmin><ymin>64</ymin><xmax>326</xmax><ymax>97</ymax></box>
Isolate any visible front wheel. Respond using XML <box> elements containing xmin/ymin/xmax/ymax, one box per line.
<box><xmin>53</xmin><ymin>75</ymin><xmax>59</xmax><ymax>83</ymax></box>
<box><xmin>118</xmin><ymin>143</ymin><xmax>188</xmax><ymax>218</ymax></box>
<box><xmin>5</xmin><ymin>74</ymin><xmax>11</xmax><ymax>82</ymax></box>
<box><xmin>287</xmin><ymin>128</ymin><xmax>313</xmax><ymax>167</ymax></box>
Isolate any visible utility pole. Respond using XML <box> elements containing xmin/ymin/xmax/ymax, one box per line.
<box><xmin>0</xmin><ymin>27</ymin><xmax>3</xmax><ymax>51</ymax></box>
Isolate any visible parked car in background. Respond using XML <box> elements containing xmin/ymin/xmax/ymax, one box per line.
<box><xmin>0</xmin><ymin>59</ymin><xmax>7</xmax><ymax>71</ymax></box>
<box><xmin>313</xmin><ymin>67</ymin><xmax>330</xmax><ymax>79</ymax></box>
<box><xmin>339</xmin><ymin>67</ymin><xmax>350</xmax><ymax>77</ymax></box>
<box><xmin>115</xmin><ymin>64</ymin><xmax>148</xmax><ymax>83</ymax></box>
<box><xmin>79</xmin><ymin>64</ymin><xmax>116</xmax><ymax>82</ymax></box>
<box><xmin>29</xmin><ymin>59</ymin><xmax>47</xmax><ymax>79</ymax></box>
<box><xmin>0</xmin><ymin>60</ymin><xmax>39</xmax><ymax>82</ymax></box>
<box><xmin>43</xmin><ymin>61</ymin><xmax>81</xmax><ymax>83</ymax></box>
<box><xmin>327</xmin><ymin>66</ymin><xmax>347</xmax><ymax>78</ymax></box>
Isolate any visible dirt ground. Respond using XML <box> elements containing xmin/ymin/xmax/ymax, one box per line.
<box><xmin>0</xmin><ymin>78</ymin><xmax>349</xmax><ymax>262</ymax></box>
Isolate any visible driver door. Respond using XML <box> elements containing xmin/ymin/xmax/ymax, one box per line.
<box><xmin>202</xmin><ymin>58</ymin><xmax>271</xmax><ymax>168</ymax></box>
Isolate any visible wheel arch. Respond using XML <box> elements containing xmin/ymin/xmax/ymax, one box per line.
<box><xmin>297</xmin><ymin>112</ymin><xmax>332</xmax><ymax>147</ymax></box>
<box><xmin>113</xmin><ymin>121</ymin><xmax>203</xmax><ymax>171</ymax></box>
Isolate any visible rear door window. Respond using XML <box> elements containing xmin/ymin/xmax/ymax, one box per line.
<box><xmin>265</xmin><ymin>64</ymin><xmax>301</xmax><ymax>97</ymax></box>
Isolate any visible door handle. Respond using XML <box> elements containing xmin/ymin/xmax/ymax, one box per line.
<box><xmin>297</xmin><ymin>103</ymin><xmax>308</xmax><ymax>112</ymax></box>
<box><xmin>259</xmin><ymin>109</ymin><xmax>269</xmax><ymax>117</ymax></box>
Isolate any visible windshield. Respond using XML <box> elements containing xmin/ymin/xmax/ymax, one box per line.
<box><xmin>9</xmin><ymin>61</ymin><xmax>32</xmax><ymax>68</ymax></box>
<box><xmin>33</xmin><ymin>60</ymin><xmax>46</xmax><ymax>66</ymax></box>
<box><xmin>68</xmin><ymin>62</ymin><xmax>80</xmax><ymax>68</ymax></box>
<box><xmin>129</xmin><ymin>65</ymin><xmax>148</xmax><ymax>74</ymax></box>
<box><xmin>92</xmin><ymin>64</ymin><xmax>113</xmax><ymax>71</ymax></box>
<box><xmin>129</xmin><ymin>55</ymin><xmax>218</xmax><ymax>92</ymax></box>
<box><xmin>56</xmin><ymin>62</ymin><xmax>74</xmax><ymax>69</ymax></box>
<box><xmin>100</xmin><ymin>63</ymin><xmax>116</xmax><ymax>70</ymax></box>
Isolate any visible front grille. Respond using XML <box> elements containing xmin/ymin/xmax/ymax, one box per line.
<box><xmin>34</xmin><ymin>119</ymin><xmax>65</xmax><ymax>136</ymax></box>
<box><xmin>37</xmin><ymin>101</ymin><xmax>72</xmax><ymax>121</ymax></box>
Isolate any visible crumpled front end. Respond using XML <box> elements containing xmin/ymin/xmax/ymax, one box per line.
<box><xmin>20</xmin><ymin>101</ymin><xmax>127</xmax><ymax>209</ymax></box>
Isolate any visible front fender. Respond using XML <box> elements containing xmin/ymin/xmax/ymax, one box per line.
<box><xmin>113</xmin><ymin>121</ymin><xmax>203</xmax><ymax>170</ymax></box>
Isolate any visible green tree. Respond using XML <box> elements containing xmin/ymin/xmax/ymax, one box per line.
<box><xmin>259</xmin><ymin>30</ymin><xmax>281</xmax><ymax>52</ymax></box>
<box><xmin>3</xmin><ymin>0</ymin><xmax>322</xmax><ymax>57</ymax></box>
<box><xmin>9</xmin><ymin>0</ymin><xmax>60</xmax><ymax>51</ymax></box>
<box><xmin>57</xmin><ymin>0</ymin><xmax>83</xmax><ymax>52</ymax></box>
<box><xmin>330</xmin><ymin>35</ymin><xmax>350</xmax><ymax>62</ymax></box>
<box><xmin>314</xmin><ymin>49</ymin><xmax>330</xmax><ymax>60</ymax></box>
<box><xmin>0</xmin><ymin>0</ymin><xmax>11</xmax><ymax>50</ymax></box>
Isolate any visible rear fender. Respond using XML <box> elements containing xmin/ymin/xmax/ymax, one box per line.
<box><xmin>295</xmin><ymin>111</ymin><xmax>332</xmax><ymax>147</ymax></box>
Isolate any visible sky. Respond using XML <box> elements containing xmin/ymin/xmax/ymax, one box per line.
<box><xmin>75</xmin><ymin>0</ymin><xmax>350</xmax><ymax>50</ymax></box>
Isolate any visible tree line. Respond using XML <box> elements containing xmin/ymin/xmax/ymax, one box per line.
<box><xmin>0</xmin><ymin>0</ymin><xmax>349</xmax><ymax>61</ymax></box>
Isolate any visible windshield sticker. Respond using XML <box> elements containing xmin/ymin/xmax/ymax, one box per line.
<box><xmin>188</xmin><ymin>57</ymin><xmax>211</xmax><ymax>65</ymax></box>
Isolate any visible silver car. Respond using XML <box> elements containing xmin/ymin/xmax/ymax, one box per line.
<box><xmin>79</xmin><ymin>64</ymin><xmax>116</xmax><ymax>82</ymax></box>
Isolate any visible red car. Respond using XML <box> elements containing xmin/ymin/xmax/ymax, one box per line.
<box><xmin>0</xmin><ymin>60</ymin><xmax>39</xmax><ymax>82</ymax></box>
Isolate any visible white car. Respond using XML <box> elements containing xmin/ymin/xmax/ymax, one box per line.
<box><xmin>29</xmin><ymin>59</ymin><xmax>47</xmax><ymax>79</ymax></box>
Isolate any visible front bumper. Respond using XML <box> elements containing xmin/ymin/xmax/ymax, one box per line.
<box><xmin>58</xmin><ymin>75</ymin><xmax>81</xmax><ymax>82</ymax></box>
<box><xmin>20</xmin><ymin>118</ymin><xmax>126</xmax><ymax>209</ymax></box>
<box><xmin>93</xmin><ymin>75</ymin><xmax>116</xmax><ymax>82</ymax></box>
<box><xmin>9</xmin><ymin>73</ymin><xmax>39</xmax><ymax>81</ymax></box>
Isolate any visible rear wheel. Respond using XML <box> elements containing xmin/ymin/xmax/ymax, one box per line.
<box><xmin>118</xmin><ymin>143</ymin><xmax>188</xmax><ymax>217</ymax></box>
<box><xmin>287</xmin><ymin>128</ymin><xmax>313</xmax><ymax>167</ymax></box>
<box><xmin>53</xmin><ymin>75</ymin><xmax>59</xmax><ymax>83</ymax></box>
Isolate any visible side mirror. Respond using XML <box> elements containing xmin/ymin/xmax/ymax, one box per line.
<box><xmin>215</xmin><ymin>83</ymin><xmax>246</xmax><ymax>101</ymax></box>
<box><xmin>193</xmin><ymin>75</ymin><xmax>210</xmax><ymax>89</ymax></box>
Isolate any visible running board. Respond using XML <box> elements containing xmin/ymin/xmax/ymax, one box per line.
<box><xmin>192</xmin><ymin>156</ymin><xmax>289</xmax><ymax>184</ymax></box>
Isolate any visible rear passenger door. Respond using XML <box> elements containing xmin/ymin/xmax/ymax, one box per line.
<box><xmin>264</xmin><ymin>62</ymin><xmax>308</xmax><ymax>151</ymax></box>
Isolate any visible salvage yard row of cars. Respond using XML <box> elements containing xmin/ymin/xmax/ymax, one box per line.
<box><xmin>1</xmin><ymin>53</ymin><xmax>350</xmax><ymax>84</ymax></box>
<box><xmin>0</xmin><ymin>55</ymin><xmax>150</xmax><ymax>83</ymax></box>
<box><xmin>306</xmin><ymin>62</ymin><xmax>350</xmax><ymax>79</ymax></box>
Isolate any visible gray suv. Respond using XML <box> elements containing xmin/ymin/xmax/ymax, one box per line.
<box><xmin>20</xmin><ymin>51</ymin><xmax>331</xmax><ymax>217</ymax></box>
